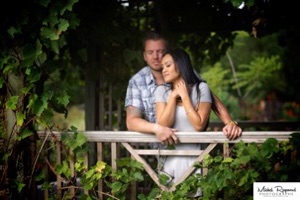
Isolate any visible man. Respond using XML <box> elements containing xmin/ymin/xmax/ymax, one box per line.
<box><xmin>125</xmin><ymin>31</ymin><xmax>242</xmax><ymax>145</ymax></box>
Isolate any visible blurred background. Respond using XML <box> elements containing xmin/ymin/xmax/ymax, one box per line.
<box><xmin>50</xmin><ymin>0</ymin><xmax>300</xmax><ymax>130</ymax></box>
<box><xmin>2</xmin><ymin>0</ymin><xmax>299</xmax><ymax>131</ymax></box>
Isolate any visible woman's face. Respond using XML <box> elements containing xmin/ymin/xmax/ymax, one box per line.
<box><xmin>161</xmin><ymin>54</ymin><xmax>180</xmax><ymax>83</ymax></box>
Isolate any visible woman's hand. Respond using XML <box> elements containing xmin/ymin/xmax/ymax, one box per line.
<box><xmin>174</xmin><ymin>79</ymin><xmax>189</xmax><ymax>100</ymax></box>
<box><xmin>170</xmin><ymin>89</ymin><xmax>180</xmax><ymax>100</ymax></box>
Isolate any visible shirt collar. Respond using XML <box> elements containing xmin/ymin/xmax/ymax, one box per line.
<box><xmin>146</xmin><ymin>66</ymin><xmax>156</xmax><ymax>86</ymax></box>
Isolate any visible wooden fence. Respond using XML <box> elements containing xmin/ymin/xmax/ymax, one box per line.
<box><xmin>37</xmin><ymin>130</ymin><xmax>297</xmax><ymax>199</ymax></box>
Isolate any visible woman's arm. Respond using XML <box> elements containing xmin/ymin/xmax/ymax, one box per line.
<box><xmin>185</xmin><ymin>102</ymin><xmax>211</xmax><ymax>131</ymax></box>
<box><xmin>155</xmin><ymin>101</ymin><xmax>176</xmax><ymax>127</ymax></box>
<box><xmin>154</xmin><ymin>85</ymin><xmax>177</xmax><ymax>127</ymax></box>
<box><xmin>177</xmin><ymin>80</ymin><xmax>211</xmax><ymax>131</ymax></box>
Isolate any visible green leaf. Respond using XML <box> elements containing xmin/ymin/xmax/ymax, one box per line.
<box><xmin>36</xmin><ymin>117</ymin><xmax>49</xmax><ymax>128</ymax></box>
<box><xmin>74</xmin><ymin>161</ymin><xmax>85</xmax><ymax>172</ymax></box>
<box><xmin>70</xmin><ymin>126</ymin><xmax>78</xmax><ymax>132</ymax></box>
<box><xmin>31</xmin><ymin>98</ymin><xmax>47</xmax><ymax>116</ymax></box>
<box><xmin>68</xmin><ymin>133</ymin><xmax>87</xmax><ymax>150</ymax></box>
<box><xmin>3</xmin><ymin>63</ymin><xmax>18</xmax><ymax>73</ymax></box>
<box><xmin>5</xmin><ymin>95</ymin><xmax>19</xmax><ymax>110</ymax></box>
<box><xmin>50</xmin><ymin>40</ymin><xmax>59</xmax><ymax>54</ymax></box>
<box><xmin>60</xmin><ymin>160</ymin><xmax>71</xmax><ymax>178</ymax></box>
<box><xmin>17</xmin><ymin>129</ymin><xmax>33</xmax><ymax>141</ymax></box>
<box><xmin>60</xmin><ymin>0</ymin><xmax>79</xmax><ymax>14</ymax></box>
<box><xmin>133</xmin><ymin>172</ymin><xmax>144</xmax><ymax>181</ymax></box>
<box><xmin>261</xmin><ymin>138</ymin><xmax>278</xmax><ymax>157</ymax></box>
<box><xmin>95</xmin><ymin>161</ymin><xmax>107</xmax><ymax>173</ymax></box>
<box><xmin>7</xmin><ymin>26</ymin><xmax>19</xmax><ymax>38</ymax></box>
<box><xmin>2</xmin><ymin>153</ymin><xmax>9</xmax><ymax>161</ymax></box>
<box><xmin>222</xmin><ymin>157</ymin><xmax>233</xmax><ymax>163</ymax></box>
<box><xmin>158</xmin><ymin>172</ymin><xmax>172</xmax><ymax>186</ymax></box>
<box><xmin>83</xmin><ymin>182</ymin><xmax>94</xmax><ymax>190</ymax></box>
<box><xmin>16</xmin><ymin>112</ymin><xmax>25</xmax><ymax>126</ymax></box>
<box><xmin>202</xmin><ymin>154</ymin><xmax>213</xmax><ymax>167</ymax></box>
<box><xmin>239</xmin><ymin>155</ymin><xmax>251</xmax><ymax>164</ymax></box>
<box><xmin>38</xmin><ymin>52</ymin><xmax>47</xmax><ymax>65</ymax></box>
<box><xmin>41</xmin><ymin>27</ymin><xmax>59</xmax><ymax>40</ymax></box>
<box><xmin>35</xmin><ymin>170</ymin><xmax>45</xmax><ymax>181</ymax></box>
<box><xmin>54</xmin><ymin>163</ymin><xmax>63</xmax><ymax>174</ymax></box>
<box><xmin>58</xmin><ymin>19</ymin><xmax>69</xmax><ymax>32</ymax></box>
<box><xmin>238</xmin><ymin>172</ymin><xmax>249</xmax><ymax>186</ymax></box>
<box><xmin>75</xmin><ymin>151</ymin><xmax>87</xmax><ymax>162</ymax></box>
<box><xmin>39</xmin><ymin>0</ymin><xmax>51</xmax><ymax>7</ymax></box>
<box><xmin>56</xmin><ymin>92</ymin><xmax>70</xmax><ymax>107</ymax></box>
<box><xmin>41</xmin><ymin>182</ymin><xmax>51</xmax><ymax>189</ymax></box>
<box><xmin>0</xmin><ymin>77</ymin><xmax>4</xmax><ymax>88</ymax></box>
<box><xmin>25</xmin><ymin>67</ymin><xmax>41</xmax><ymax>83</ymax></box>
<box><xmin>111</xmin><ymin>181</ymin><xmax>122</xmax><ymax>193</ymax></box>
<box><xmin>22</xmin><ymin>44</ymin><xmax>36</xmax><ymax>60</ymax></box>
<box><xmin>213</xmin><ymin>155</ymin><xmax>223</xmax><ymax>163</ymax></box>
<box><xmin>17</xmin><ymin>182</ymin><xmax>26</xmax><ymax>192</ymax></box>
<box><xmin>85</xmin><ymin>169</ymin><xmax>95</xmax><ymax>179</ymax></box>
<box><xmin>20</xmin><ymin>84</ymin><xmax>34</xmax><ymax>95</ymax></box>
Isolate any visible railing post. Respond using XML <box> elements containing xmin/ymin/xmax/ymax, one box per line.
<box><xmin>56</xmin><ymin>142</ymin><xmax>62</xmax><ymax>199</ymax></box>
<box><xmin>223</xmin><ymin>143</ymin><xmax>230</xmax><ymax>158</ymax></box>
<box><xmin>111</xmin><ymin>143</ymin><xmax>117</xmax><ymax>170</ymax></box>
<box><xmin>43</xmin><ymin>142</ymin><xmax>49</xmax><ymax>200</ymax></box>
<box><xmin>131</xmin><ymin>154</ymin><xmax>137</xmax><ymax>200</ymax></box>
<box><xmin>97</xmin><ymin>142</ymin><xmax>104</xmax><ymax>200</ymax></box>
<box><xmin>69</xmin><ymin>150</ymin><xmax>75</xmax><ymax>196</ymax></box>
<box><xmin>84</xmin><ymin>155</ymin><xmax>89</xmax><ymax>195</ymax></box>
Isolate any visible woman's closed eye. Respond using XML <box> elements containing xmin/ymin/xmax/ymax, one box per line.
<box><xmin>162</xmin><ymin>64</ymin><xmax>170</xmax><ymax>70</ymax></box>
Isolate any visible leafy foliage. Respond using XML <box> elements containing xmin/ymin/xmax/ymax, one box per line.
<box><xmin>201</xmin><ymin>62</ymin><xmax>241</xmax><ymax>120</ymax></box>
<box><xmin>36</xmin><ymin>129</ymin><xmax>145</xmax><ymax>200</ymax></box>
<box><xmin>136</xmin><ymin>133</ymin><xmax>300</xmax><ymax>200</ymax></box>
<box><xmin>233</xmin><ymin>55</ymin><xmax>284</xmax><ymax>101</ymax></box>
<box><xmin>0</xmin><ymin>0</ymin><xmax>80</xmax><ymax>198</ymax></box>
<box><xmin>196</xmin><ymin>134</ymin><xmax>300</xmax><ymax>200</ymax></box>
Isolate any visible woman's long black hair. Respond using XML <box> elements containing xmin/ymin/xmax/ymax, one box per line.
<box><xmin>164</xmin><ymin>48</ymin><xmax>219</xmax><ymax>115</ymax></box>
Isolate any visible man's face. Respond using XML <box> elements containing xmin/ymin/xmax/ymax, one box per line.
<box><xmin>143</xmin><ymin>39</ymin><xmax>166</xmax><ymax>72</ymax></box>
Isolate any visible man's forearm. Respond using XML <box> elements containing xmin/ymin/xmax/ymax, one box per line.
<box><xmin>126</xmin><ymin>117</ymin><xmax>157</xmax><ymax>134</ymax></box>
<box><xmin>211</xmin><ymin>93</ymin><xmax>242</xmax><ymax>139</ymax></box>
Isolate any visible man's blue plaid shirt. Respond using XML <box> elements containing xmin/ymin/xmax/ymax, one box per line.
<box><xmin>125</xmin><ymin>66</ymin><xmax>157</xmax><ymax>123</ymax></box>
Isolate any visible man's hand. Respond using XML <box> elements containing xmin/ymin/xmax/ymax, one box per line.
<box><xmin>154</xmin><ymin>124</ymin><xmax>178</xmax><ymax>145</ymax></box>
<box><xmin>223</xmin><ymin>123</ymin><xmax>242</xmax><ymax>140</ymax></box>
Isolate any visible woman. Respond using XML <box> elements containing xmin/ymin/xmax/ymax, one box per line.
<box><xmin>154</xmin><ymin>48</ymin><xmax>214</xmax><ymax>192</ymax></box>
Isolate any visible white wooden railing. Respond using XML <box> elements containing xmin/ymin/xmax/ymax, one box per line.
<box><xmin>37</xmin><ymin>131</ymin><xmax>296</xmax><ymax>200</ymax></box>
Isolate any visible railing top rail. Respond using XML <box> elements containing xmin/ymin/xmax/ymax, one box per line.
<box><xmin>209</xmin><ymin>121</ymin><xmax>300</xmax><ymax>130</ymax></box>
<box><xmin>37</xmin><ymin>131</ymin><xmax>297</xmax><ymax>143</ymax></box>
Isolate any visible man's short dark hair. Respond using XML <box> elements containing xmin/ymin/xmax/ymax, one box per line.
<box><xmin>142</xmin><ymin>31</ymin><xmax>169</xmax><ymax>50</ymax></box>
